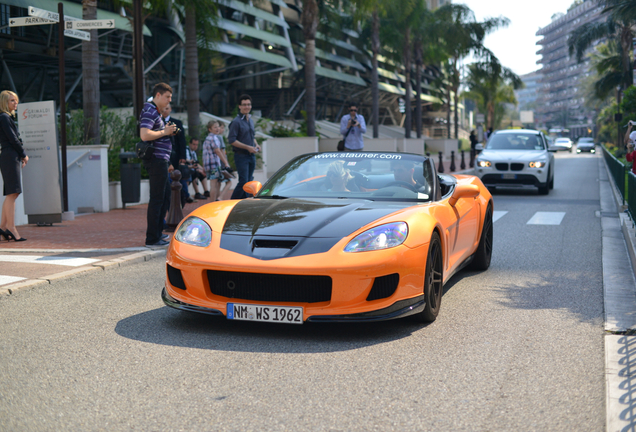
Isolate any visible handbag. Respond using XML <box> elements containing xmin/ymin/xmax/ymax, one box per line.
<box><xmin>135</xmin><ymin>141</ymin><xmax>155</xmax><ymax>160</ymax></box>
<box><xmin>338</xmin><ymin>126</ymin><xmax>354</xmax><ymax>151</ymax></box>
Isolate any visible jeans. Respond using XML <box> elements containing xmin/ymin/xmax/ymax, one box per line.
<box><xmin>143</xmin><ymin>157</ymin><xmax>170</xmax><ymax>244</ymax></box>
<box><xmin>231</xmin><ymin>151</ymin><xmax>255</xmax><ymax>199</ymax></box>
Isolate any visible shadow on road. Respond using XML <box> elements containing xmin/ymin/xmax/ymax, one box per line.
<box><xmin>114</xmin><ymin>306</ymin><xmax>431</xmax><ymax>353</ymax></box>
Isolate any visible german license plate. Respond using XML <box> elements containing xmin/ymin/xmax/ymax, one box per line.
<box><xmin>227</xmin><ymin>303</ymin><xmax>303</xmax><ymax>324</ymax></box>
<box><xmin>502</xmin><ymin>174</ymin><xmax>516</xmax><ymax>179</ymax></box>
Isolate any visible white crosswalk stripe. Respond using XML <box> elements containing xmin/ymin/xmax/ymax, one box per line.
<box><xmin>0</xmin><ymin>255</ymin><xmax>99</xmax><ymax>267</ymax></box>
<box><xmin>0</xmin><ymin>275</ymin><xmax>26</xmax><ymax>286</ymax></box>
<box><xmin>493</xmin><ymin>211</ymin><xmax>508</xmax><ymax>223</ymax></box>
<box><xmin>527</xmin><ymin>212</ymin><xmax>566</xmax><ymax>225</ymax></box>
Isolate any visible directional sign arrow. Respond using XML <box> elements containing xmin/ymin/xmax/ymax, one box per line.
<box><xmin>28</xmin><ymin>6</ymin><xmax>80</xmax><ymax>23</ymax></box>
<box><xmin>64</xmin><ymin>19</ymin><xmax>115</xmax><ymax>30</ymax></box>
<box><xmin>8</xmin><ymin>16</ymin><xmax>56</xmax><ymax>27</ymax></box>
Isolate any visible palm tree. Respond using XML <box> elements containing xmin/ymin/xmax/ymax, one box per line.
<box><xmin>568</xmin><ymin>2</ymin><xmax>634</xmax><ymax>90</ymax></box>
<box><xmin>435</xmin><ymin>4</ymin><xmax>509</xmax><ymax>138</ymax></box>
<box><xmin>463</xmin><ymin>59</ymin><xmax>522</xmax><ymax>130</ymax></box>
<box><xmin>587</xmin><ymin>41</ymin><xmax>625</xmax><ymax>101</ymax></box>
<box><xmin>301</xmin><ymin>0</ymin><xmax>319</xmax><ymax>137</ymax></box>
<box><xmin>82</xmin><ymin>0</ymin><xmax>99</xmax><ymax>144</ymax></box>
<box><xmin>348</xmin><ymin>0</ymin><xmax>393</xmax><ymax>138</ymax></box>
<box><xmin>412</xmin><ymin>6</ymin><xmax>448</xmax><ymax>138</ymax></box>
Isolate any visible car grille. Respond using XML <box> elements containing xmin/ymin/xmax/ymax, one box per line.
<box><xmin>510</xmin><ymin>163</ymin><xmax>524</xmax><ymax>171</ymax></box>
<box><xmin>495</xmin><ymin>163</ymin><xmax>508</xmax><ymax>171</ymax></box>
<box><xmin>207</xmin><ymin>270</ymin><xmax>332</xmax><ymax>303</ymax></box>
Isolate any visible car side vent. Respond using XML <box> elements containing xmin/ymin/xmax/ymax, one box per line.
<box><xmin>510</xmin><ymin>163</ymin><xmax>524</xmax><ymax>171</ymax></box>
<box><xmin>167</xmin><ymin>264</ymin><xmax>187</xmax><ymax>290</ymax></box>
<box><xmin>495</xmin><ymin>163</ymin><xmax>509</xmax><ymax>171</ymax></box>
<box><xmin>253</xmin><ymin>239</ymin><xmax>298</xmax><ymax>249</ymax></box>
<box><xmin>367</xmin><ymin>273</ymin><xmax>399</xmax><ymax>301</ymax></box>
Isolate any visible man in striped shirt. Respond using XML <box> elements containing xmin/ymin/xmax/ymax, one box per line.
<box><xmin>139</xmin><ymin>82</ymin><xmax>177</xmax><ymax>247</ymax></box>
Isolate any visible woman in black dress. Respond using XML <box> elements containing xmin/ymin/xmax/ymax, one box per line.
<box><xmin>0</xmin><ymin>90</ymin><xmax>28</xmax><ymax>242</ymax></box>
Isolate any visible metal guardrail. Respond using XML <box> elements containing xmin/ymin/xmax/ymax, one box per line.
<box><xmin>602</xmin><ymin>145</ymin><xmax>627</xmax><ymax>205</ymax></box>
<box><xmin>628</xmin><ymin>171</ymin><xmax>636</xmax><ymax>221</ymax></box>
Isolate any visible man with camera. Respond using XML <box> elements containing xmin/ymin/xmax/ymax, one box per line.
<box><xmin>139</xmin><ymin>82</ymin><xmax>177</xmax><ymax>247</ymax></box>
<box><xmin>625</xmin><ymin>121</ymin><xmax>636</xmax><ymax>174</ymax></box>
<box><xmin>339</xmin><ymin>102</ymin><xmax>366</xmax><ymax>151</ymax></box>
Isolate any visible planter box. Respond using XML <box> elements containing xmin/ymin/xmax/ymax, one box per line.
<box><xmin>262</xmin><ymin>137</ymin><xmax>318</xmax><ymax>178</ymax></box>
<box><xmin>399</xmin><ymin>138</ymin><xmax>425</xmax><ymax>154</ymax></box>
<box><xmin>425</xmin><ymin>138</ymin><xmax>459</xmax><ymax>159</ymax></box>
<box><xmin>364</xmin><ymin>138</ymin><xmax>397</xmax><ymax>152</ymax></box>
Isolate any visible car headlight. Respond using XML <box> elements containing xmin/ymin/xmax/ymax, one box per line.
<box><xmin>175</xmin><ymin>216</ymin><xmax>212</xmax><ymax>247</ymax></box>
<box><xmin>477</xmin><ymin>160</ymin><xmax>492</xmax><ymax>168</ymax></box>
<box><xmin>344</xmin><ymin>222</ymin><xmax>408</xmax><ymax>253</ymax></box>
<box><xmin>529</xmin><ymin>161</ymin><xmax>547</xmax><ymax>168</ymax></box>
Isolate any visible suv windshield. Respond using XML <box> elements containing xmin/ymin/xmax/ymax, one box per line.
<box><xmin>486</xmin><ymin>133</ymin><xmax>545</xmax><ymax>151</ymax></box>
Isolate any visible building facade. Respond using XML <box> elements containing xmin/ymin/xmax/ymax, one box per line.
<box><xmin>535</xmin><ymin>0</ymin><xmax>604</xmax><ymax>137</ymax></box>
<box><xmin>0</xmin><ymin>0</ymin><xmax>446</xmax><ymax>137</ymax></box>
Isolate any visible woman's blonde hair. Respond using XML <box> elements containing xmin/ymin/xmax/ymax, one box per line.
<box><xmin>327</xmin><ymin>161</ymin><xmax>352</xmax><ymax>181</ymax></box>
<box><xmin>0</xmin><ymin>90</ymin><xmax>18</xmax><ymax>115</ymax></box>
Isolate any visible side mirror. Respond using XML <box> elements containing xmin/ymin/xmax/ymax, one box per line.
<box><xmin>548</xmin><ymin>147</ymin><xmax>557</xmax><ymax>152</ymax></box>
<box><xmin>475</xmin><ymin>143</ymin><xmax>484</xmax><ymax>151</ymax></box>
<box><xmin>448</xmin><ymin>184</ymin><xmax>480</xmax><ymax>207</ymax></box>
<box><xmin>243</xmin><ymin>181</ymin><xmax>262</xmax><ymax>196</ymax></box>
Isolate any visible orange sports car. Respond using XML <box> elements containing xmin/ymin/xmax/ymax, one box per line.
<box><xmin>162</xmin><ymin>152</ymin><xmax>493</xmax><ymax>324</ymax></box>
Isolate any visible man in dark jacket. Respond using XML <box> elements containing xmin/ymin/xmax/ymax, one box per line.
<box><xmin>163</xmin><ymin>104</ymin><xmax>189</xmax><ymax>206</ymax></box>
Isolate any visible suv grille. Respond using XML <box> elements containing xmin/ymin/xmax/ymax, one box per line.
<box><xmin>207</xmin><ymin>270</ymin><xmax>332</xmax><ymax>303</ymax></box>
<box><xmin>495</xmin><ymin>163</ymin><xmax>509</xmax><ymax>171</ymax></box>
<box><xmin>510</xmin><ymin>163</ymin><xmax>524</xmax><ymax>171</ymax></box>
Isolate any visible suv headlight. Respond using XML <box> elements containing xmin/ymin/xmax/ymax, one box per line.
<box><xmin>175</xmin><ymin>217</ymin><xmax>212</xmax><ymax>247</ymax></box>
<box><xmin>529</xmin><ymin>161</ymin><xmax>547</xmax><ymax>168</ymax></box>
<box><xmin>344</xmin><ymin>222</ymin><xmax>408</xmax><ymax>252</ymax></box>
<box><xmin>477</xmin><ymin>160</ymin><xmax>492</xmax><ymax>168</ymax></box>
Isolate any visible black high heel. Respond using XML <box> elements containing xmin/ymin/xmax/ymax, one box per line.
<box><xmin>4</xmin><ymin>229</ymin><xmax>26</xmax><ymax>242</ymax></box>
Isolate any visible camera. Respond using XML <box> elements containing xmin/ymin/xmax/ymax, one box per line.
<box><xmin>166</xmin><ymin>121</ymin><xmax>181</xmax><ymax>135</ymax></box>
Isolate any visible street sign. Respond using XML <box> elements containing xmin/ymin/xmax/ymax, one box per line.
<box><xmin>8</xmin><ymin>16</ymin><xmax>55</xmax><ymax>27</ymax></box>
<box><xmin>28</xmin><ymin>6</ymin><xmax>80</xmax><ymax>22</ymax></box>
<box><xmin>27</xmin><ymin>6</ymin><xmax>90</xmax><ymax>41</ymax></box>
<box><xmin>64</xmin><ymin>29</ymin><xmax>90</xmax><ymax>41</ymax></box>
<box><xmin>65</xmin><ymin>19</ymin><xmax>114</xmax><ymax>30</ymax></box>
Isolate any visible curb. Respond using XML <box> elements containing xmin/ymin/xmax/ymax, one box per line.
<box><xmin>0</xmin><ymin>248</ymin><xmax>167</xmax><ymax>297</ymax></box>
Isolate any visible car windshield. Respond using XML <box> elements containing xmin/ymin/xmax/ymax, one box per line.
<box><xmin>485</xmin><ymin>133</ymin><xmax>545</xmax><ymax>151</ymax></box>
<box><xmin>578</xmin><ymin>138</ymin><xmax>593</xmax><ymax>143</ymax></box>
<box><xmin>555</xmin><ymin>138</ymin><xmax>570</xmax><ymax>143</ymax></box>
<box><xmin>258</xmin><ymin>152</ymin><xmax>435</xmax><ymax>202</ymax></box>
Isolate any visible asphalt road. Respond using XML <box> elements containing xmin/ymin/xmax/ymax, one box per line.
<box><xmin>0</xmin><ymin>151</ymin><xmax>605</xmax><ymax>431</ymax></box>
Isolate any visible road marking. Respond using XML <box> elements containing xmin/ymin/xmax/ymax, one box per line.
<box><xmin>0</xmin><ymin>275</ymin><xmax>26</xmax><ymax>286</ymax></box>
<box><xmin>527</xmin><ymin>211</ymin><xmax>566</xmax><ymax>225</ymax></box>
<box><xmin>493</xmin><ymin>211</ymin><xmax>508</xmax><ymax>223</ymax></box>
<box><xmin>0</xmin><ymin>255</ymin><xmax>99</xmax><ymax>267</ymax></box>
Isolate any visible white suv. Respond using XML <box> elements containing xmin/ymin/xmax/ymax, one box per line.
<box><xmin>475</xmin><ymin>129</ymin><xmax>556</xmax><ymax>195</ymax></box>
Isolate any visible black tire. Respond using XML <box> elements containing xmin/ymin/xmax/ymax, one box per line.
<box><xmin>549</xmin><ymin>171</ymin><xmax>554</xmax><ymax>189</ymax></box>
<box><xmin>538</xmin><ymin>181</ymin><xmax>549</xmax><ymax>195</ymax></box>
<box><xmin>469</xmin><ymin>204</ymin><xmax>493</xmax><ymax>271</ymax></box>
<box><xmin>416</xmin><ymin>231</ymin><xmax>443</xmax><ymax>322</ymax></box>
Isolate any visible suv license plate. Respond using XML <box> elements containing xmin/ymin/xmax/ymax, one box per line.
<box><xmin>227</xmin><ymin>303</ymin><xmax>303</xmax><ymax>324</ymax></box>
<box><xmin>502</xmin><ymin>174</ymin><xmax>516</xmax><ymax>179</ymax></box>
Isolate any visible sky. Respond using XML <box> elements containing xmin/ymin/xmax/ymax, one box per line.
<box><xmin>459</xmin><ymin>0</ymin><xmax>579</xmax><ymax>77</ymax></box>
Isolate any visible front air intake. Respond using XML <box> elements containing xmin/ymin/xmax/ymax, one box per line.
<box><xmin>167</xmin><ymin>264</ymin><xmax>187</xmax><ymax>290</ymax></box>
<box><xmin>366</xmin><ymin>273</ymin><xmax>399</xmax><ymax>301</ymax></box>
<box><xmin>207</xmin><ymin>270</ymin><xmax>332</xmax><ymax>303</ymax></box>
